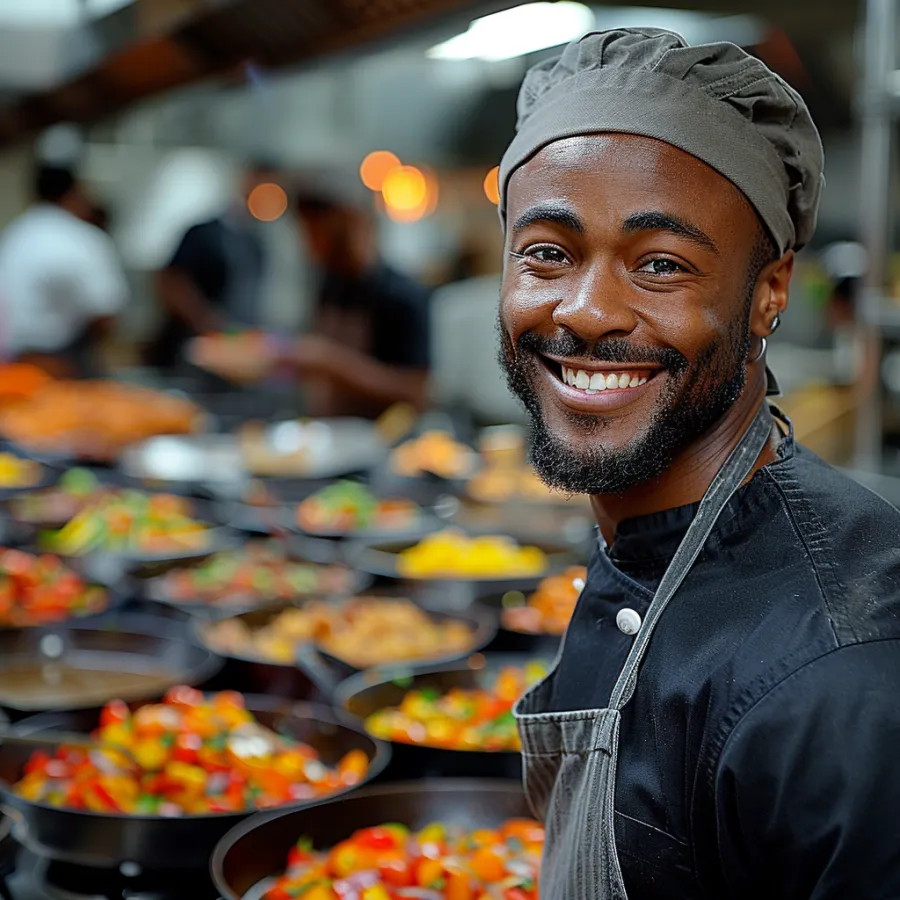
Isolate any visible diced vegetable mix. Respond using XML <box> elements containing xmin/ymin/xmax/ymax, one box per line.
<box><xmin>159</xmin><ymin>542</ymin><xmax>353</xmax><ymax>607</ymax></box>
<box><xmin>13</xmin><ymin>687</ymin><xmax>370</xmax><ymax>815</ymax></box>
<box><xmin>364</xmin><ymin>663</ymin><xmax>547</xmax><ymax>752</ymax></box>
<box><xmin>501</xmin><ymin>567</ymin><xmax>587</xmax><ymax>636</ymax></box>
<box><xmin>265</xmin><ymin>818</ymin><xmax>543</xmax><ymax>900</ymax></box>
<box><xmin>297</xmin><ymin>481</ymin><xmax>418</xmax><ymax>534</ymax></box>
<box><xmin>396</xmin><ymin>531</ymin><xmax>547</xmax><ymax>580</ymax></box>
<box><xmin>0</xmin><ymin>547</ymin><xmax>108</xmax><ymax>626</ymax></box>
<box><xmin>0</xmin><ymin>452</ymin><xmax>42</xmax><ymax>489</ymax></box>
<box><xmin>40</xmin><ymin>487</ymin><xmax>209</xmax><ymax>557</ymax></box>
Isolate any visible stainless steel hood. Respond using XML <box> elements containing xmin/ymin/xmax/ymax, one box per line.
<box><xmin>0</xmin><ymin>0</ymin><xmax>509</xmax><ymax>147</ymax></box>
<box><xmin>0</xmin><ymin>0</ymin><xmax>862</xmax><ymax>148</ymax></box>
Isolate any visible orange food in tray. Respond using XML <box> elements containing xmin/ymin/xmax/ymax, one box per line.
<box><xmin>0</xmin><ymin>381</ymin><xmax>200</xmax><ymax>459</ymax></box>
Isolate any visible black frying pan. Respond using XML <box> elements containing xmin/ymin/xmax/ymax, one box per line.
<box><xmin>0</xmin><ymin>698</ymin><xmax>390</xmax><ymax>871</ymax></box>
<box><xmin>212</xmin><ymin>779</ymin><xmax>533</xmax><ymax>900</ymax></box>
<box><xmin>333</xmin><ymin>652</ymin><xmax>549</xmax><ymax>781</ymax></box>
<box><xmin>0</xmin><ymin>616</ymin><xmax>222</xmax><ymax>714</ymax></box>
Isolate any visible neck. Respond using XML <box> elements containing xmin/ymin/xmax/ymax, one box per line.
<box><xmin>590</xmin><ymin>376</ymin><xmax>776</xmax><ymax>545</ymax></box>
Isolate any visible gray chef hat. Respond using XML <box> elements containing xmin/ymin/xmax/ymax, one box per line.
<box><xmin>499</xmin><ymin>28</ymin><xmax>825</xmax><ymax>254</ymax></box>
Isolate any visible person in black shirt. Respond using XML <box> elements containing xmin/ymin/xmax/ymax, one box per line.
<box><xmin>494</xmin><ymin>28</ymin><xmax>900</xmax><ymax>900</ymax></box>
<box><xmin>290</xmin><ymin>188</ymin><xmax>430</xmax><ymax>418</ymax></box>
<box><xmin>147</xmin><ymin>161</ymin><xmax>278</xmax><ymax>368</ymax></box>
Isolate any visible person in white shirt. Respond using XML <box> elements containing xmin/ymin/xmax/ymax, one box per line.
<box><xmin>0</xmin><ymin>166</ymin><xmax>128</xmax><ymax>377</ymax></box>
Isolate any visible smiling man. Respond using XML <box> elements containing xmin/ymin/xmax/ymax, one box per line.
<box><xmin>499</xmin><ymin>29</ymin><xmax>900</xmax><ymax>900</ymax></box>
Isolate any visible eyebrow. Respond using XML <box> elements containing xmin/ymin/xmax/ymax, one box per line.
<box><xmin>511</xmin><ymin>203</ymin><xmax>585</xmax><ymax>236</ymax></box>
<box><xmin>621</xmin><ymin>211</ymin><xmax>719</xmax><ymax>255</ymax></box>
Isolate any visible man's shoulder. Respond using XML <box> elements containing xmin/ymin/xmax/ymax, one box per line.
<box><xmin>766</xmin><ymin>442</ymin><xmax>900</xmax><ymax>643</ymax></box>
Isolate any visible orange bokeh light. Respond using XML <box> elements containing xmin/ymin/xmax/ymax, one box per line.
<box><xmin>483</xmin><ymin>166</ymin><xmax>500</xmax><ymax>205</ymax></box>
<box><xmin>383</xmin><ymin>167</ymin><xmax>439</xmax><ymax>223</ymax></box>
<box><xmin>360</xmin><ymin>150</ymin><xmax>401</xmax><ymax>192</ymax></box>
<box><xmin>382</xmin><ymin>166</ymin><xmax>428</xmax><ymax>212</ymax></box>
<box><xmin>247</xmin><ymin>182</ymin><xmax>288</xmax><ymax>222</ymax></box>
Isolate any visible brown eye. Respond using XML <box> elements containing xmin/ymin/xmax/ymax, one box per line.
<box><xmin>638</xmin><ymin>258</ymin><xmax>685</xmax><ymax>276</ymax></box>
<box><xmin>526</xmin><ymin>246</ymin><xmax>569</xmax><ymax>264</ymax></box>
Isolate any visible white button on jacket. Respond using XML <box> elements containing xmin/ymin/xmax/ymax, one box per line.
<box><xmin>616</xmin><ymin>608</ymin><xmax>642</xmax><ymax>635</ymax></box>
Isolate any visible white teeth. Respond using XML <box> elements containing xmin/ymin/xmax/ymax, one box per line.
<box><xmin>559</xmin><ymin>366</ymin><xmax>653</xmax><ymax>392</ymax></box>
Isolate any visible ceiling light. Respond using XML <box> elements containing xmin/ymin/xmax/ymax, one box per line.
<box><xmin>426</xmin><ymin>2</ymin><xmax>595</xmax><ymax>62</ymax></box>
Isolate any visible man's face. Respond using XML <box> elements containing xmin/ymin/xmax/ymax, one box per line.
<box><xmin>499</xmin><ymin>134</ymin><xmax>767</xmax><ymax>495</ymax></box>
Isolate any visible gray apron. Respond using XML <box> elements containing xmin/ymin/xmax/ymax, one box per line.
<box><xmin>514</xmin><ymin>402</ymin><xmax>774</xmax><ymax>899</ymax></box>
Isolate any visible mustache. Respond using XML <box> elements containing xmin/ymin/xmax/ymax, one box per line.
<box><xmin>516</xmin><ymin>331</ymin><xmax>687</xmax><ymax>371</ymax></box>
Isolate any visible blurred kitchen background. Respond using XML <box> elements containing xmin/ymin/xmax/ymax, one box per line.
<box><xmin>0</xmin><ymin>0</ymin><xmax>897</xmax><ymax>495</ymax></box>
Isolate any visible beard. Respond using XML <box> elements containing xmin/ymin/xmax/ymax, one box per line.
<box><xmin>498</xmin><ymin>303</ymin><xmax>751</xmax><ymax>496</ymax></box>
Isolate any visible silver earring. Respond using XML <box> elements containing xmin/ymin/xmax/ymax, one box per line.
<box><xmin>749</xmin><ymin>336</ymin><xmax>767</xmax><ymax>363</ymax></box>
<box><xmin>769</xmin><ymin>313</ymin><xmax>781</xmax><ymax>334</ymax></box>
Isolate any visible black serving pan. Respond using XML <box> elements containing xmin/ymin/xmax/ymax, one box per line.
<box><xmin>0</xmin><ymin>616</ymin><xmax>222</xmax><ymax>714</ymax></box>
<box><xmin>347</xmin><ymin>533</ymin><xmax>584</xmax><ymax>598</ymax></box>
<box><xmin>0</xmin><ymin>699</ymin><xmax>390</xmax><ymax>871</ymax></box>
<box><xmin>212</xmin><ymin>779</ymin><xmax>532</xmax><ymax>900</ymax></box>
<box><xmin>198</xmin><ymin>596</ymin><xmax>497</xmax><ymax>702</ymax></box>
<box><xmin>333</xmin><ymin>652</ymin><xmax>549</xmax><ymax>781</ymax></box>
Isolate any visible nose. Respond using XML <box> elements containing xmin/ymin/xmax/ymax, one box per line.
<box><xmin>551</xmin><ymin>262</ymin><xmax>637</xmax><ymax>343</ymax></box>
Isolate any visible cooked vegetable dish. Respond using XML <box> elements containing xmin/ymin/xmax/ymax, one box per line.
<box><xmin>501</xmin><ymin>567</ymin><xmax>586</xmax><ymax>636</ymax></box>
<box><xmin>204</xmin><ymin>597</ymin><xmax>476</xmax><ymax>668</ymax></box>
<box><xmin>396</xmin><ymin>530</ymin><xmax>547</xmax><ymax>579</ymax></box>
<box><xmin>265</xmin><ymin>818</ymin><xmax>543</xmax><ymax>900</ymax></box>
<box><xmin>297</xmin><ymin>481</ymin><xmax>419</xmax><ymax>535</ymax></box>
<box><xmin>40</xmin><ymin>489</ymin><xmax>209</xmax><ymax>557</ymax></box>
<box><xmin>391</xmin><ymin>431</ymin><xmax>477</xmax><ymax>479</ymax></box>
<box><xmin>0</xmin><ymin>381</ymin><xmax>199</xmax><ymax>460</ymax></box>
<box><xmin>13</xmin><ymin>687</ymin><xmax>370</xmax><ymax>815</ymax></box>
<box><xmin>156</xmin><ymin>542</ymin><xmax>354</xmax><ymax>608</ymax></box>
<box><xmin>0</xmin><ymin>548</ymin><xmax>108</xmax><ymax>626</ymax></box>
<box><xmin>364</xmin><ymin>662</ymin><xmax>547</xmax><ymax>752</ymax></box>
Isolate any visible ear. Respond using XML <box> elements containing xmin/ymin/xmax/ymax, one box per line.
<box><xmin>749</xmin><ymin>250</ymin><xmax>794</xmax><ymax>338</ymax></box>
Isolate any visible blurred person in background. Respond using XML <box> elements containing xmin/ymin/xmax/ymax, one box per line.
<box><xmin>289</xmin><ymin>187</ymin><xmax>431</xmax><ymax>418</ymax></box>
<box><xmin>0</xmin><ymin>164</ymin><xmax>128</xmax><ymax>378</ymax></box>
<box><xmin>146</xmin><ymin>160</ymin><xmax>279</xmax><ymax>369</ymax></box>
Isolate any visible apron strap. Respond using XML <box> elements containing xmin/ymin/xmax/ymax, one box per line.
<box><xmin>609</xmin><ymin>401</ymin><xmax>774</xmax><ymax>711</ymax></box>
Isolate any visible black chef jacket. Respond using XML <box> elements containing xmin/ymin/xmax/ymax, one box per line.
<box><xmin>550</xmin><ymin>415</ymin><xmax>900</xmax><ymax>899</ymax></box>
